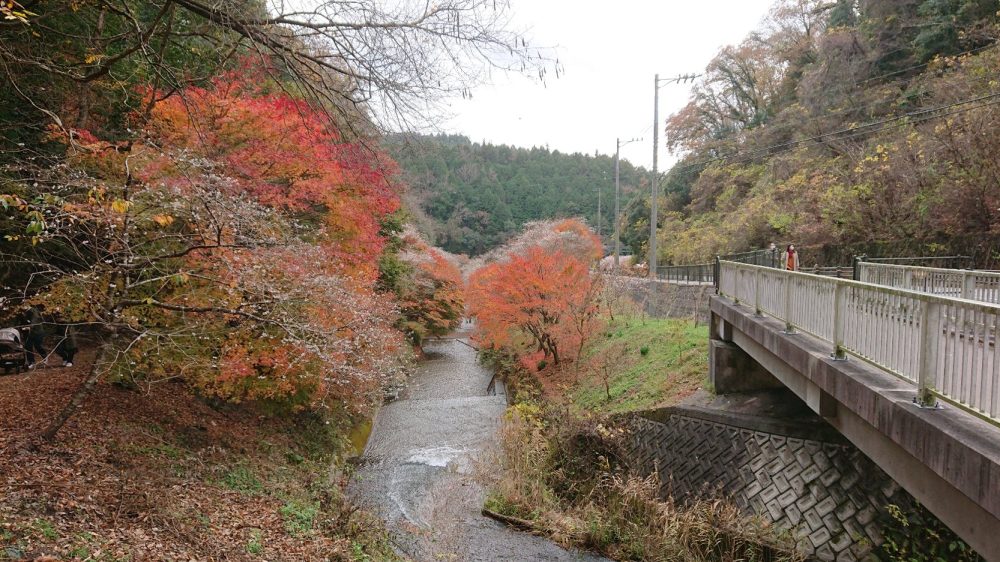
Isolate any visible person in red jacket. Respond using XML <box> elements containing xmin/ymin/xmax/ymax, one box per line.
<box><xmin>784</xmin><ymin>244</ymin><xmax>798</xmax><ymax>271</ymax></box>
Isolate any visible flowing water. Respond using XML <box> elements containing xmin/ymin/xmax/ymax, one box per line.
<box><xmin>350</xmin><ymin>332</ymin><xmax>607</xmax><ymax>561</ymax></box>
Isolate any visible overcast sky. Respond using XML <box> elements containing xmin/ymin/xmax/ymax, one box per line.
<box><xmin>442</xmin><ymin>0</ymin><xmax>775</xmax><ymax>169</ymax></box>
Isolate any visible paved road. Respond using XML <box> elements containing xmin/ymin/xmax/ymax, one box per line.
<box><xmin>350</xmin><ymin>333</ymin><xmax>607</xmax><ymax>561</ymax></box>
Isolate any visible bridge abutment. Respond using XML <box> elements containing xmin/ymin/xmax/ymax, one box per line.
<box><xmin>623</xmin><ymin>405</ymin><xmax>915</xmax><ymax>560</ymax></box>
<box><xmin>709</xmin><ymin>294</ymin><xmax>1000</xmax><ymax>560</ymax></box>
<box><xmin>709</xmin><ymin>338</ymin><xmax>784</xmax><ymax>394</ymax></box>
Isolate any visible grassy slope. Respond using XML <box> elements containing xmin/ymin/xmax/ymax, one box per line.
<box><xmin>570</xmin><ymin>315</ymin><xmax>708</xmax><ymax>414</ymax></box>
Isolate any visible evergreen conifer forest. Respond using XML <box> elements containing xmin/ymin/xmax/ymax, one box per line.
<box><xmin>395</xmin><ymin>2</ymin><xmax>1000</xmax><ymax>266</ymax></box>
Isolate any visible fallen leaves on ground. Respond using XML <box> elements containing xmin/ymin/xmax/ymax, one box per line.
<box><xmin>0</xmin><ymin>349</ymin><xmax>395</xmax><ymax>561</ymax></box>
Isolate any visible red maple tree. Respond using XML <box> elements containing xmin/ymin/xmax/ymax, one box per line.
<box><xmin>467</xmin><ymin>219</ymin><xmax>603</xmax><ymax>369</ymax></box>
<box><xmin>14</xmin><ymin>66</ymin><xmax>412</xmax><ymax>435</ymax></box>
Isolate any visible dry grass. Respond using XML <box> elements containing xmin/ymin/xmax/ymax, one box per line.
<box><xmin>480</xmin><ymin>407</ymin><xmax>805</xmax><ymax>562</ymax></box>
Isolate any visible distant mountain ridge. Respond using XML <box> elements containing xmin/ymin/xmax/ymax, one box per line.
<box><xmin>387</xmin><ymin>133</ymin><xmax>649</xmax><ymax>256</ymax></box>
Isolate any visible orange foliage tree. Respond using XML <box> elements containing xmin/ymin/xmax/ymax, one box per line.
<box><xmin>2</xmin><ymin>66</ymin><xmax>410</xmax><ymax>437</ymax></box>
<box><xmin>141</xmin><ymin>67</ymin><xmax>399</xmax><ymax>277</ymax></box>
<box><xmin>466</xmin><ymin>219</ymin><xmax>603</xmax><ymax>369</ymax></box>
<box><xmin>396</xmin><ymin>236</ymin><xmax>465</xmax><ymax>346</ymax></box>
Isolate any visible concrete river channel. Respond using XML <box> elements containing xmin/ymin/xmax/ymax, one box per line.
<box><xmin>350</xmin><ymin>328</ymin><xmax>608</xmax><ymax>561</ymax></box>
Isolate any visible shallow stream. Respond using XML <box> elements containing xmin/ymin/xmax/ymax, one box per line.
<box><xmin>349</xmin><ymin>333</ymin><xmax>607</xmax><ymax>561</ymax></box>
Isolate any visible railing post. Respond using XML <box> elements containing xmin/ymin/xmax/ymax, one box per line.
<box><xmin>962</xmin><ymin>271</ymin><xmax>975</xmax><ymax>300</ymax></box>
<box><xmin>831</xmin><ymin>282</ymin><xmax>847</xmax><ymax>360</ymax></box>
<box><xmin>916</xmin><ymin>299</ymin><xmax>940</xmax><ymax>407</ymax></box>
<box><xmin>783</xmin><ymin>272</ymin><xmax>796</xmax><ymax>334</ymax></box>
<box><xmin>713</xmin><ymin>256</ymin><xmax>721</xmax><ymax>292</ymax></box>
<box><xmin>754</xmin><ymin>268</ymin><xmax>763</xmax><ymax>317</ymax></box>
<box><xmin>852</xmin><ymin>255</ymin><xmax>864</xmax><ymax>281</ymax></box>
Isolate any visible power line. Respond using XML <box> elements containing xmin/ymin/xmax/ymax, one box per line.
<box><xmin>634</xmin><ymin>123</ymin><xmax>653</xmax><ymax>138</ymax></box>
<box><xmin>784</xmin><ymin>64</ymin><xmax>998</xmax><ymax>130</ymax></box>
<box><xmin>615</xmin><ymin>96</ymin><xmax>1000</xmax><ymax>258</ymax></box>
<box><xmin>679</xmin><ymin>96</ymin><xmax>1000</xmax><ymax>172</ymax></box>
<box><xmin>660</xmin><ymin>44</ymin><xmax>999</xmax><ymax>159</ymax></box>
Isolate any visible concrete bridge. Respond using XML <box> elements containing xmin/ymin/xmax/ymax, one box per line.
<box><xmin>709</xmin><ymin>260</ymin><xmax>1000</xmax><ymax>558</ymax></box>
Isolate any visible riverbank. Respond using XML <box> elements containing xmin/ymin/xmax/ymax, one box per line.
<box><xmin>479</xmin><ymin>312</ymin><xmax>806</xmax><ymax>561</ymax></box>
<box><xmin>508</xmin><ymin>314</ymin><xmax>709</xmax><ymax>415</ymax></box>
<box><xmin>484</xmin><ymin>407</ymin><xmax>805</xmax><ymax>562</ymax></box>
<box><xmin>350</xmin><ymin>332</ymin><xmax>608</xmax><ymax>561</ymax></box>
<box><xmin>0</xmin><ymin>351</ymin><xmax>396</xmax><ymax>560</ymax></box>
<box><xmin>573</xmin><ymin>315</ymin><xmax>708</xmax><ymax>413</ymax></box>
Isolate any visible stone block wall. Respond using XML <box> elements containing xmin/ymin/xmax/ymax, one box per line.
<box><xmin>613</xmin><ymin>277</ymin><xmax>712</xmax><ymax>323</ymax></box>
<box><xmin>623</xmin><ymin>407</ymin><xmax>919</xmax><ymax>561</ymax></box>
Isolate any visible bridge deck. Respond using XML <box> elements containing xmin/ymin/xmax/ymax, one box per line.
<box><xmin>712</xmin><ymin>295</ymin><xmax>1000</xmax><ymax>559</ymax></box>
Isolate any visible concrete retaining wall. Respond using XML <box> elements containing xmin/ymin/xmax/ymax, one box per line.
<box><xmin>614</xmin><ymin>277</ymin><xmax>712</xmax><ymax>323</ymax></box>
<box><xmin>623</xmin><ymin>406</ymin><xmax>919</xmax><ymax>561</ymax></box>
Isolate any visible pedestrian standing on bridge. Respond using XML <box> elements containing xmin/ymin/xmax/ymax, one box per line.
<box><xmin>784</xmin><ymin>244</ymin><xmax>798</xmax><ymax>271</ymax></box>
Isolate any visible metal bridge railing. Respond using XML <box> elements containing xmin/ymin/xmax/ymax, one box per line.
<box><xmin>863</xmin><ymin>255</ymin><xmax>973</xmax><ymax>269</ymax></box>
<box><xmin>655</xmin><ymin>248</ymin><xmax>784</xmax><ymax>286</ymax></box>
<box><xmin>656</xmin><ymin>263</ymin><xmax>714</xmax><ymax>284</ymax></box>
<box><xmin>721</xmin><ymin>248</ymin><xmax>783</xmax><ymax>269</ymax></box>
<box><xmin>858</xmin><ymin>262</ymin><xmax>1000</xmax><ymax>305</ymax></box>
<box><xmin>718</xmin><ymin>260</ymin><xmax>1000</xmax><ymax>423</ymax></box>
<box><xmin>801</xmin><ymin>265</ymin><xmax>853</xmax><ymax>279</ymax></box>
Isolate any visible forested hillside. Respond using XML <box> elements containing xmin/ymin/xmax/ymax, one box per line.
<box><xmin>388</xmin><ymin>134</ymin><xmax>649</xmax><ymax>255</ymax></box>
<box><xmin>656</xmin><ymin>0</ymin><xmax>1000</xmax><ymax>267</ymax></box>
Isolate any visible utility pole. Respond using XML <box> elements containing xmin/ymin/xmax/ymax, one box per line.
<box><xmin>614</xmin><ymin>139</ymin><xmax>620</xmax><ymax>270</ymax></box>
<box><xmin>649</xmin><ymin>72</ymin><xmax>700</xmax><ymax>279</ymax></box>
<box><xmin>614</xmin><ymin>137</ymin><xmax>641</xmax><ymax>271</ymax></box>
<box><xmin>597</xmin><ymin>179</ymin><xmax>602</xmax><ymax>240</ymax></box>
<box><xmin>650</xmin><ymin>74</ymin><xmax>660</xmax><ymax>279</ymax></box>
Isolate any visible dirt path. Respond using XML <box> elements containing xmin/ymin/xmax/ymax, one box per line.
<box><xmin>350</xmin><ymin>332</ymin><xmax>607</xmax><ymax>561</ymax></box>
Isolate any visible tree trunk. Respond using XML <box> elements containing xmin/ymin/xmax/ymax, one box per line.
<box><xmin>481</xmin><ymin>508</ymin><xmax>539</xmax><ymax>532</ymax></box>
<box><xmin>40</xmin><ymin>338</ymin><xmax>115</xmax><ymax>442</ymax></box>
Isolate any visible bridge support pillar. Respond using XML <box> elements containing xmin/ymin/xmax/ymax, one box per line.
<box><xmin>709</xmin><ymin>339</ymin><xmax>783</xmax><ymax>394</ymax></box>
<box><xmin>711</xmin><ymin>311</ymin><xmax>733</xmax><ymax>342</ymax></box>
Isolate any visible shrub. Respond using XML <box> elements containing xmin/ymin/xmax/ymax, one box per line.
<box><xmin>878</xmin><ymin>503</ymin><xmax>977</xmax><ymax>561</ymax></box>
